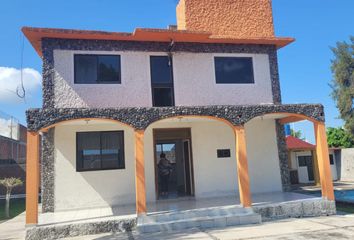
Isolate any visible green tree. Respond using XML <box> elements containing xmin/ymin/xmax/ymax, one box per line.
<box><xmin>330</xmin><ymin>37</ymin><xmax>354</xmax><ymax>136</ymax></box>
<box><xmin>327</xmin><ymin>127</ymin><xmax>354</xmax><ymax>148</ymax></box>
<box><xmin>290</xmin><ymin>129</ymin><xmax>304</xmax><ymax>140</ymax></box>
<box><xmin>0</xmin><ymin>178</ymin><xmax>23</xmax><ymax>219</ymax></box>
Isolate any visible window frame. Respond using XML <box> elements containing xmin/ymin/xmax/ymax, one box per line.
<box><xmin>150</xmin><ymin>55</ymin><xmax>175</xmax><ymax>107</ymax></box>
<box><xmin>329</xmin><ymin>154</ymin><xmax>335</xmax><ymax>165</ymax></box>
<box><xmin>214</xmin><ymin>56</ymin><xmax>255</xmax><ymax>84</ymax></box>
<box><xmin>76</xmin><ymin>130</ymin><xmax>125</xmax><ymax>172</ymax></box>
<box><xmin>74</xmin><ymin>54</ymin><xmax>121</xmax><ymax>84</ymax></box>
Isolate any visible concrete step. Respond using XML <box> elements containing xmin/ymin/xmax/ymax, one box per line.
<box><xmin>137</xmin><ymin>206</ymin><xmax>261</xmax><ymax>233</ymax></box>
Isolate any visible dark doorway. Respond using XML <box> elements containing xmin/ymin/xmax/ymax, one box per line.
<box><xmin>153</xmin><ymin>128</ymin><xmax>194</xmax><ymax>199</ymax></box>
<box><xmin>298</xmin><ymin>155</ymin><xmax>314</xmax><ymax>182</ymax></box>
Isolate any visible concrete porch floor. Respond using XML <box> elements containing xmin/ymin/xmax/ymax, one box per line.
<box><xmin>25</xmin><ymin>192</ymin><xmax>336</xmax><ymax>240</ymax></box>
<box><xmin>37</xmin><ymin>192</ymin><xmax>317</xmax><ymax>226</ymax></box>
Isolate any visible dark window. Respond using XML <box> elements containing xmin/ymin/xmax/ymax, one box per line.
<box><xmin>152</xmin><ymin>88</ymin><xmax>173</xmax><ymax>107</ymax></box>
<box><xmin>217</xmin><ymin>149</ymin><xmax>231</xmax><ymax>158</ymax></box>
<box><xmin>214</xmin><ymin>57</ymin><xmax>255</xmax><ymax>84</ymax></box>
<box><xmin>329</xmin><ymin>154</ymin><xmax>335</xmax><ymax>165</ymax></box>
<box><xmin>74</xmin><ymin>55</ymin><xmax>121</xmax><ymax>84</ymax></box>
<box><xmin>76</xmin><ymin>131</ymin><xmax>124</xmax><ymax>171</ymax></box>
<box><xmin>298</xmin><ymin>156</ymin><xmax>310</xmax><ymax>167</ymax></box>
<box><xmin>150</xmin><ymin>56</ymin><xmax>174</xmax><ymax>107</ymax></box>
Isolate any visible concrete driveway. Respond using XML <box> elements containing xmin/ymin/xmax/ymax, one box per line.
<box><xmin>2</xmin><ymin>213</ymin><xmax>354</xmax><ymax>239</ymax></box>
<box><xmin>65</xmin><ymin>213</ymin><xmax>354</xmax><ymax>240</ymax></box>
<box><xmin>0</xmin><ymin>212</ymin><xmax>26</xmax><ymax>240</ymax></box>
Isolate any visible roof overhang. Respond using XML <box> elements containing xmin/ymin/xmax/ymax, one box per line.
<box><xmin>22</xmin><ymin>27</ymin><xmax>295</xmax><ymax>57</ymax></box>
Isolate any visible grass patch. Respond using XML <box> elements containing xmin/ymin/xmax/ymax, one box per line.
<box><xmin>336</xmin><ymin>201</ymin><xmax>354</xmax><ymax>213</ymax></box>
<box><xmin>0</xmin><ymin>198</ymin><xmax>25</xmax><ymax>221</ymax></box>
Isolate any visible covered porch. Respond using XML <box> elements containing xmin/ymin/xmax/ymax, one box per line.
<box><xmin>25</xmin><ymin>104</ymin><xmax>335</xmax><ymax>228</ymax></box>
<box><xmin>35</xmin><ymin>192</ymin><xmax>329</xmax><ymax>225</ymax></box>
<box><xmin>25</xmin><ymin>192</ymin><xmax>335</xmax><ymax>239</ymax></box>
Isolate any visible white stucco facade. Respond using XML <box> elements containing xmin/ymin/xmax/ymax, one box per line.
<box><xmin>53</xmin><ymin>117</ymin><xmax>282</xmax><ymax>211</ymax></box>
<box><xmin>53</xmin><ymin>50</ymin><xmax>274</xmax><ymax>108</ymax></box>
<box><xmin>288</xmin><ymin>149</ymin><xmax>338</xmax><ymax>184</ymax></box>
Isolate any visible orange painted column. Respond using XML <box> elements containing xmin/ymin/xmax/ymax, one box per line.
<box><xmin>234</xmin><ymin>127</ymin><xmax>252</xmax><ymax>207</ymax></box>
<box><xmin>314</xmin><ymin>122</ymin><xmax>335</xmax><ymax>201</ymax></box>
<box><xmin>26</xmin><ymin>131</ymin><xmax>40</xmax><ymax>225</ymax></box>
<box><xmin>134</xmin><ymin>130</ymin><xmax>147</xmax><ymax>215</ymax></box>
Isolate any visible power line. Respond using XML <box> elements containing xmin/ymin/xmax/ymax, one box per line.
<box><xmin>16</xmin><ymin>33</ymin><xmax>26</xmax><ymax>101</ymax></box>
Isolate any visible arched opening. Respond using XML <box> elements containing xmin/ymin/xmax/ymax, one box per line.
<box><xmin>37</xmin><ymin>118</ymin><xmax>138</xmax><ymax>214</ymax></box>
<box><xmin>38</xmin><ymin>117</ymin><xmax>136</xmax><ymax>132</ymax></box>
<box><xmin>144</xmin><ymin>115</ymin><xmax>241</xmax><ymax>204</ymax></box>
<box><xmin>244</xmin><ymin>112</ymin><xmax>334</xmax><ymax>202</ymax></box>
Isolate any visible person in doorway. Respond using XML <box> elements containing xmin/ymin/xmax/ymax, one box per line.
<box><xmin>158</xmin><ymin>153</ymin><xmax>172</xmax><ymax>196</ymax></box>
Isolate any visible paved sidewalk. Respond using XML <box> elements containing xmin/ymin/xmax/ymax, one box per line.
<box><xmin>65</xmin><ymin>214</ymin><xmax>354</xmax><ymax>240</ymax></box>
<box><xmin>0</xmin><ymin>212</ymin><xmax>25</xmax><ymax>240</ymax></box>
<box><xmin>2</xmin><ymin>213</ymin><xmax>354</xmax><ymax>239</ymax></box>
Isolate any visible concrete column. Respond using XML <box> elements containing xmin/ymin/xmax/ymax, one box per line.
<box><xmin>26</xmin><ymin>131</ymin><xmax>40</xmax><ymax>225</ymax></box>
<box><xmin>234</xmin><ymin>127</ymin><xmax>252</xmax><ymax>207</ymax></box>
<box><xmin>314</xmin><ymin>122</ymin><xmax>335</xmax><ymax>200</ymax></box>
<box><xmin>135</xmin><ymin>130</ymin><xmax>147</xmax><ymax>215</ymax></box>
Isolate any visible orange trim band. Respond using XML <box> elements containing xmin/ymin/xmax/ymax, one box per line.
<box><xmin>26</xmin><ymin>131</ymin><xmax>40</xmax><ymax>225</ymax></box>
<box><xmin>314</xmin><ymin>123</ymin><xmax>334</xmax><ymax>201</ymax></box>
<box><xmin>279</xmin><ymin>116</ymin><xmax>304</xmax><ymax>125</ymax></box>
<box><xmin>135</xmin><ymin>130</ymin><xmax>147</xmax><ymax>215</ymax></box>
<box><xmin>22</xmin><ymin>27</ymin><xmax>294</xmax><ymax>57</ymax></box>
<box><xmin>234</xmin><ymin>127</ymin><xmax>252</xmax><ymax>207</ymax></box>
<box><xmin>39</xmin><ymin>118</ymin><xmax>135</xmax><ymax>132</ymax></box>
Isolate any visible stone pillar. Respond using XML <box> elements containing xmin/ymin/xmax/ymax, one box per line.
<box><xmin>234</xmin><ymin>127</ymin><xmax>252</xmax><ymax>207</ymax></box>
<box><xmin>314</xmin><ymin>122</ymin><xmax>335</xmax><ymax>200</ymax></box>
<box><xmin>41</xmin><ymin>129</ymin><xmax>55</xmax><ymax>212</ymax></box>
<box><xmin>135</xmin><ymin>130</ymin><xmax>147</xmax><ymax>215</ymax></box>
<box><xmin>26</xmin><ymin>131</ymin><xmax>40</xmax><ymax>225</ymax></box>
<box><xmin>275</xmin><ymin>121</ymin><xmax>291</xmax><ymax>191</ymax></box>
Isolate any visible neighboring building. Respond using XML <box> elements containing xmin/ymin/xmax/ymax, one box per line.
<box><xmin>22</xmin><ymin>0</ymin><xmax>336</xmax><ymax>236</ymax></box>
<box><xmin>0</xmin><ymin>112</ymin><xmax>27</xmax><ymax>195</ymax></box>
<box><xmin>329</xmin><ymin>147</ymin><xmax>354</xmax><ymax>182</ymax></box>
<box><xmin>286</xmin><ymin>135</ymin><xmax>338</xmax><ymax>184</ymax></box>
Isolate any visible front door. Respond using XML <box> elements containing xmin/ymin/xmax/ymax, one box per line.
<box><xmin>297</xmin><ymin>155</ymin><xmax>314</xmax><ymax>182</ymax></box>
<box><xmin>154</xmin><ymin>129</ymin><xmax>194</xmax><ymax>199</ymax></box>
<box><xmin>183</xmin><ymin>140</ymin><xmax>193</xmax><ymax>196</ymax></box>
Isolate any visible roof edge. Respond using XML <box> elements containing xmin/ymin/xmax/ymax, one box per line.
<box><xmin>22</xmin><ymin>26</ymin><xmax>295</xmax><ymax>57</ymax></box>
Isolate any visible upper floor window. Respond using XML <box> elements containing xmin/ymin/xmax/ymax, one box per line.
<box><xmin>214</xmin><ymin>57</ymin><xmax>255</xmax><ymax>84</ymax></box>
<box><xmin>76</xmin><ymin>131</ymin><xmax>125</xmax><ymax>171</ymax></box>
<box><xmin>74</xmin><ymin>55</ymin><xmax>121</xmax><ymax>84</ymax></box>
<box><xmin>150</xmin><ymin>56</ymin><xmax>175</xmax><ymax>107</ymax></box>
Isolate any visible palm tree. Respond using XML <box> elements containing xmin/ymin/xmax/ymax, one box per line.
<box><xmin>0</xmin><ymin>178</ymin><xmax>23</xmax><ymax>218</ymax></box>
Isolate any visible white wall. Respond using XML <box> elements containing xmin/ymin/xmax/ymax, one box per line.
<box><xmin>340</xmin><ymin>148</ymin><xmax>354</xmax><ymax>181</ymax></box>
<box><xmin>145</xmin><ymin>118</ymin><xmax>282</xmax><ymax>201</ymax></box>
<box><xmin>53</xmin><ymin>50</ymin><xmax>274</xmax><ymax>108</ymax></box>
<box><xmin>53</xmin><ymin>117</ymin><xmax>282</xmax><ymax>211</ymax></box>
<box><xmin>245</xmin><ymin>118</ymin><xmax>283</xmax><ymax>193</ymax></box>
<box><xmin>173</xmin><ymin>52</ymin><xmax>273</xmax><ymax>106</ymax></box>
<box><xmin>54</xmin><ymin>121</ymin><xmax>136</xmax><ymax>211</ymax></box>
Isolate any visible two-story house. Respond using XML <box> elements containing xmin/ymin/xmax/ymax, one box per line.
<box><xmin>23</xmin><ymin>0</ymin><xmax>336</xmax><ymax>239</ymax></box>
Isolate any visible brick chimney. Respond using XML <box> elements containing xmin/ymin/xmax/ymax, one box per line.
<box><xmin>176</xmin><ymin>0</ymin><xmax>275</xmax><ymax>38</ymax></box>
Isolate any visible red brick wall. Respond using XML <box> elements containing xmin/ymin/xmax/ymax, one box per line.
<box><xmin>0</xmin><ymin>133</ymin><xmax>27</xmax><ymax>195</ymax></box>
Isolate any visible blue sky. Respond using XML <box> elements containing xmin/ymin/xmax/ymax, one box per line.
<box><xmin>0</xmin><ymin>0</ymin><xmax>352</xmax><ymax>142</ymax></box>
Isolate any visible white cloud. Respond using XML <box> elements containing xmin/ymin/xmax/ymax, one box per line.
<box><xmin>0</xmin><ymin>118</ymin><xmax>19</xmax><ymax>140</ymax></box>
<box><xmin>0</xmin><ymin>67</ymin><xmax>41</xmax><ymax>103</ymax></box>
